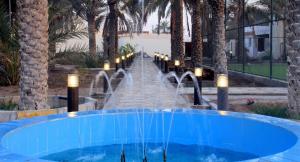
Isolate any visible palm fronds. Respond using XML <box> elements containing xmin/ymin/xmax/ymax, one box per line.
<box><xmin>0</xmin><ymin>1</ymin><xmax>19</xmax><ymax>86</ymax></box>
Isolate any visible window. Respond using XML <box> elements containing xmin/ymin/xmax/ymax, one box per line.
<box><xmin>258</xmin><ymin>38</ymin><xmax>265</xmax><ymax>52</ymax></box>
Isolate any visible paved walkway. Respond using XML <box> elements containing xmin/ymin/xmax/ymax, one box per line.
<box><xmin>104</xmin><ymin>55</ymin><xmax>190</xmax><ymax>109</ymax></box>
<box><xmin>181</xmin><ymin>87</ymin><xmax>287</xmax><ymax>95</ymax></box>
<box><xmin>181</xmin><ymin>87</ymin><xmax>288</xmax><ymax>104</ymax></box>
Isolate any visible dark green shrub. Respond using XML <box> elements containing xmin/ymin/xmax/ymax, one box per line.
<box><xmin>0</xmin><ymin>2</ymin><xmax>20</xmax><ymax>86</ymax></box>
<box><xmin>251</xmin><ymin>104</ymin><xmax>289</xmax><ymax>119</ymax></box>
<box><xmin>0</xmin><ymin>99</ymin><xmax>18</xmax><ymax>110</ymax></box>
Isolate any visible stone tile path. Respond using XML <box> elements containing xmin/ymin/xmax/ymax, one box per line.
<box><xmin>104</xmin><ymin>55</ymin><xmax>190</xmax><ymax>109</ymax></box>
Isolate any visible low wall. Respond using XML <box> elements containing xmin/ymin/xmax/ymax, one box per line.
<box><xmin>0</xmin><ymin>96</ymin><xmax>96</xmax><ymax>122</ymax></box>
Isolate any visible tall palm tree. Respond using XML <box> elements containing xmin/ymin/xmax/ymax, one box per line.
<box><xmin>103</xmin><ymin>0</ymin><xmax>140</xmax><ymax>64</ymax></box>
<box><xmin>69</xmin><ymin>0</ymin><xmax>106</xmax><ymax>56</ymax></box>
<box><xmin>208</xmin><ymin>0</ymin><xmax>227</xmax><ymax>75</ymax></box>
<box><xmin>286</xmin><ymin>0</ymin><xmax>300</xmax><ymax>116</ymax></box>
<box><xmin>48</xmin><ymin>0</ymin><xmax>87</xmax><ymax>62</ymax></box>
<box><xmin>185</xmin><ymin>0</ymin><xmax>203</xmax><ymax>67</ymax></box>
<box><xmin>172</xmin><ymin>0</ymin><xmax>184</xmax><ymax>65</ymax></box>
<box><xmin>17</xmin><ymin>0</ymin><xmax>49</xmax><ymax>110</ymax></box>
<box><xmin>145</xmin><ymin>0</ymin><xmax>184</xmax><ymax>62</ymax></box>
<box><xmin>160</xmin><ymin>20</ymin><xmax>169</xmax><ymax>33</ymax></box>
<box><xmin>103</xmin><ymin>0</ymin><xmax>118</xmax><ymax>64</ymax></box>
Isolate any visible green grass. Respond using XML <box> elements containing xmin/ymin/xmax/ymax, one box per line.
<box><xmin>229</xmin><ymin>63</ymin><xmax>287</xmax><ymax>80</ymax></box>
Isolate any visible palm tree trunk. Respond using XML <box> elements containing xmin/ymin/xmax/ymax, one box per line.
<box><xmin>192</xmin><ymin>0</ymin><xmax>203</xmax><ymax>67</ymax></box>
<box><xmin>87</xmin><ymin>14</ymin><xmax>97</xmax><ymax>56</ymax></box>
<box><xmin>237</xmin><ymin>0</ymin><xmax>244</xmax><ymax>63</ymax></box>
<box><xmin>17</xmin><ymin>0</ymin><xmax>49</xmax><ymax>110</ymax></box>
<box><xmin>49</xmin><ymin>42</ymin><xmax>56</xmax><ymax>60</ymax></box>
<box><xmin>170</xmin><ymin>6</ymin><xmax>175</xmax><ymax>60</ymax></box>
<box><xmin>104</xmin><ymin>1</ymin><xmax>117</xmax><ymax>64</ymax></box>
<box><xmin>157</xmin><ymin>17</ymin><xmax>160</xmax><ymax>34</ymax></box>
<box><xmin>173</xmin><ymin>0</ymin><xmax>184</xmax><ymax>66</ymax></box>
<box><xmin>209</xmin><ymin>0</ymin><xmax>227</xmax><ymax>74</ymax></box>
<box><xmin>287</xmin><ymin>0</ymin><xmax>300</xmax><ymax>116</ymax></box>
<box><xmin>103</xmin><ymin>18</ymin><xmax>109</xmax><ymax>60</ymax></box>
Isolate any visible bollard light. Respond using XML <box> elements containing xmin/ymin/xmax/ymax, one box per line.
<box><xmin>155</xmin><ymin>53</ymin><xmax>159</xmax><ymax>64</ymax></box>
<box><xmin>174</xmin><ymin>59</ymin><xmax>180</xmax><ymax>74</ymax></box>
<box><xmin>115</xmin><ymin>57</ymin><xmax>120</xmax><ymax>71</ymax></box>
<box><xmin>104</xmin><ymin>61</ymin><xmax>110</xmax><ymax>71</ymax></box>
<box><xmin>164</xmin><ymin>55</ymin><xmax>169</xmax><ymax>73</ymax></box>
<box><xmin>217</xmin><ymin>74</ymin><xmax>229</xmax><ymax>110</ymax></box>
<box><xmin>160</xmin><ymin>54</ymin><xmax>165</xmax><ymax>70</ymax></box>
<box><xmin>217</xmin><ymin>74</ymin><xmax>228</xmax><ymax>88</ymax></box>
<box><xmin>194</xmin><ymin>67</ymin><xmax>203</xmax><ymax>77</ymax></box>
<box><xmin>160</xmin><ymin>54</ymin><xmax>164</xmax><ymax>60</ymax></box>
<box><xmin>67</xmin><ymin>74</ymin><xmax>79</xmax><ymax>112</ymax></box>
<box><xmin>116</xmin><ymin>57</ymin><xmax>120</xmax><ymax>64</ymax></box>
<box><xmin>126</xmin><ymin>53</ymin><xmax>130</xmax><ymax>66</ymax></box>
<box><xmin>164</xmin><ymin>55</ymin><xmax>169</xmax><ymax>61</ymax></box>
<box><xmin>194</xmin><ymin>67</ymin><xmax>203</xmax><ymax>105</ymax></box>
<box><xmin>68</xmin><ymin>74</ymin><xmax>79</xmax><ymax>88</ymax></box>
<box><xmin>121</xmin><ymin>55</ymin><xmax>126</xmax><ymax>69</ymax></box>
<box><xmin>103</xmin><ymin>61</ymin><xmax>110</xmax><ymax>93</ymax></box>
<box><xmin>174</xmin><ymin>60</ymin><xmax>180</xmax><ymax>66</ymax></box>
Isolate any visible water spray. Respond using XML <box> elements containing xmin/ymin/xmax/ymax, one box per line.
<box><xmin>120</xmin><ymin>150</ymin><xmax>126</xmax><ymax>162</ymax></box>
<box><xmin>163</xmin><ymin>148</ymin><xmax>167</xmax><ymax>162</ymax></box>
<box><xmin>142</xmin><ymin>147</ymin><xmax>147</xmax><ymax>162</ymax></box>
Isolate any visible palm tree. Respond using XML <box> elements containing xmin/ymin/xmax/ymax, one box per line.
<box><xmin>286</xmin><ymin>0</ymin><xmax>300</xmax><ymax>116</ymax></box>
<box><xmin>48</xmin><ymin>0</ymin><xmax>87</xmax><ymax>63</ymax></box>
<box><xmin>145</xmin><ymin>0</ymin><xmax>184</xmax><ymax>62</ymax></box>
<box><xmin>69</xmin><ymin>0</ymin><xmax>106</xmax><ymax>56</ymax></box>
<box><xmin>153</xmin><ymin>20</ymin><xmax>170</xmax><ymax>33</ymax></box>
<box><xmin>160</xmin><ymin>20</ymin><xmax>170</xmax><ymax>33</ymax></box>
<box><xmin>172</xmin><ymin>0</ymin><xmax>184</xmax><ymax>65</ymax></box>
<box><xmin>0</xmin><ymin>1</ymin><xmax>19</xmax><ymax>86</ymax></box>
<box><xmin>185</xmin><ymin>0</ymin><xmax>202</xmax><ymax>67</ymax></box>
<box><xmin>208</xmin><ymin>0</ymin><xmax>227</xmax><ymax>75</ymax></box>
<box><xmin>103</xmin><ymin>0</ymin><xmax>140</xmax><ymax>64</ymax></box>
<box><xmin>17</xmin><ymin>0</ymin><xmax>49</xmax><ymax>110</ymax></box>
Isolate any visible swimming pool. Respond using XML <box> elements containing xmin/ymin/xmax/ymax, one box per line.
<box><xmin>0</xmin><ymin>109</ymin><xmax>299</xmax><ymax>161</ymax></box>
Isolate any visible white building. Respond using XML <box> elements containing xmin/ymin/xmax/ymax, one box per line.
<box><xmin>226</xmin><ymin>20</ymin><xmax>285</xmax><ymax>60</ymax></box>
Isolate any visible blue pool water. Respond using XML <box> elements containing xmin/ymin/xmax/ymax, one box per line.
<box><xmin>42</xmin><ymin>143</ymin><xmax>257</xmax><ymax>162</ymax></box>
<box><xmin>1</xmin><ymin>109</ymin><xmax>300</xmax><ymax>161</ymax></box>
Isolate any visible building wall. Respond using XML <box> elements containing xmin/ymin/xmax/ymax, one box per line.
<box><xmin>119</xmin><ymin>33</ymin><xmax>171</xmax><ymax>57</ymax></box>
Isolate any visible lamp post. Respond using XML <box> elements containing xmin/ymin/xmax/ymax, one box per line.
<box><xmin>115</xmin><ymin>57</ymin><xmax>120</xmax><ymax>71</ymax></box>
<box><xmin>67</xmin><ymin>74</ymin><xmax>79</xmax><ymax>112</ymax></box>
<box><xmin>174</xmin><ymin>59</ymin><xmax>180</xmax><ymax>74</ymax></box>
<box><xmin>126</xmin><ymin>53</ymin><xmax>130</xmax><ymax>66</ymax></box>
<box><xmin>130</xmin><ymin>53</ymin><xmax>134</xmax><ymax>64</ymax></box>
<box><xmin>194</xmin><ymin>67</ymin><xmax>203</xmax><ymax>105</ymax></box>
<box><xmin>160</xmin><ymin>54</ymin><xmax>165</xmax><ymax>70</ymax></box>
<box><xmin>164</xmin><ymin>55</ymin><xmax>169</xmax><ymax>73</ymax></box>
<box><xmin>103</xmin><ymin>61</ymin><xmax>110</xmax><ymax>93</ymax></box>
<box><xmin>121</xmin><ymin>55</ymin><xmax>126</xmax><ymax>70</ymax></box>
<box><xmin>155</xmin><ymin>53</ymin><xmax>159</xmax><ymax>64</ymax></box>
<box><xmin>217</xmin><ymin>74</ymin><xmax>229</xmax><ymax>110</ymax></box>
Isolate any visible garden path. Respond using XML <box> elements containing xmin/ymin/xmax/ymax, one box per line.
<box><xmin>104</xmin><ymin>54</ymin><xmax>190</xmax><ymax>109</ymax></box>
